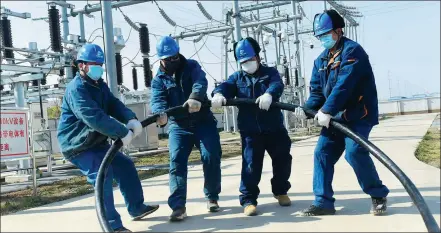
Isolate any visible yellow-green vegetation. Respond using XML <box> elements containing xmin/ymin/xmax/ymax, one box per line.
<box><xmin>415</xmin><ymin>128</ymin><xmax>440</xmax><ymax>168</ymax></box>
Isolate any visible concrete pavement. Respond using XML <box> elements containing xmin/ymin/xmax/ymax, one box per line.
<box><xmin>1</xmin><ymin>114</ymin><xmax>440</xmax><ymax>232</ymax></box>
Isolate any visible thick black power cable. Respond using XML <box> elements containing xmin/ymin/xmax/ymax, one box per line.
<box><xmin>95</xmin><ymin>99</ymin><xmax>440</xmax><ymax>233</ymax></box>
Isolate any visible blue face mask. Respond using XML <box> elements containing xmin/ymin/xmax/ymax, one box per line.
<box><xmin>320</xmin><ymin>34</ymin><xmax>337</xmax><ymax>49</ymax></box>
<box><xmin>86</xmin><ymin>65</ymin><xmax>104</xmax><ymax>80</ymax></box>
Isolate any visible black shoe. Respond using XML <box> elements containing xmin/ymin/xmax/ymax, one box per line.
<box><xmin>371</xmin><ymin>197</ymin><xmax>387</xmax><ymax>215</ymax></box>
<box><xmin>207</xmin><ymin>200</ymin><xmax>220</xmax><ymax>212</ymax></box>
<box><xmin>114</xmin><ymin>227</ymin><xmax>132</xmax><ymax>232</ymax></box>
<box><xmin>170</xmin><ymin>207</ymin><xmax>187</xmax><ymax>222</ymax></box>
<box><xmin>131</xmin><ymin>205</ymin><xmax>160</xmax><ymax>221</ymax></box>
<box><xmin>301</xmin><ymin>205</ymin><xmax>336</xmax><ymax>216</ymax></box>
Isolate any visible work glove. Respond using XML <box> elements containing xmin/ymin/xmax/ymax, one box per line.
<box><xmin>294</xmin><ymin>107</ymin><xmax>307</xmax><ymax>120</ymax></box>
<box><xmin>156</xmin><ymin>112</ymin><xmax>168</xmax><ymax>126</ymax></box>
<box><xmin>183</xmin><ymin>99</ymin><xmax>202</xmax><ymax>113</ymax></box>
<box><xmin>126</xmin><ymin>119</ymin><xmax>142</xmax><ymax>138</ymax></box>
<box><xmin>314</xmin><ymin>110</ymin><xmax>332</xmax><ymax>128</ymax></box>
<box><xmin>211</xmin><ymin>93</ymin><xmax>226</xmax><ymax>109</ymax></box>
<box><xmin>255</xmin><ymin>93</ymin><xmax>272</xmax><ymax>111</ymax></box>
<box><xmin>121</xmin><ymin>130</ymin><xmax>134</xmax><ymax>147</ymax></box>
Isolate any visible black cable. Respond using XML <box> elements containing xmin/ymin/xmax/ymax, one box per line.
<box><xmin>95</xmin><ymin>99</ymin><xmax>440</xmax><ymax>233</ymax></box>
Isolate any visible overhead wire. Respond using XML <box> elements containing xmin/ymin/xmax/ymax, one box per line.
<box><xmin>190</xmin><ymin>36</ymin><xmax>217</xmax><ymax>82</ymax></box>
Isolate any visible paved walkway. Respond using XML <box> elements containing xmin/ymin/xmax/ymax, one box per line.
<box><xmin>1</xmin><ymin>114</ymin><xmax>440</xmax><ymax>232</ymax></box>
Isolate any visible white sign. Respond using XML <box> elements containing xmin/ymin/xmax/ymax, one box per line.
<box><xmin>0</xmin><ymin>108</ymin><xmax>30</xmax><ymax>161</ymax></box>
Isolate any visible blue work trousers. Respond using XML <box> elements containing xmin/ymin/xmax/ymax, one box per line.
<box><xmin>239</xmin><ymin>129</ymin><xmax>292</xmax><ymax>206</ymax></box>
<box><xmin>69</xmin><ymin>144</ymin><xmax>147</xmax><ymax>230</ymax></box>
<box><xmin>313</xmin><ymin>122</ymin><xmax>390</xmax><ymax>209</ymax></box>
<box><xmin>167</xmin><ymin>120</ymin><xmax>222</xmax><ymax>211</ymax></box>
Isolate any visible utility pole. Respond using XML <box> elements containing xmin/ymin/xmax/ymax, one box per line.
<box><xmin>231</xmin><ymin>0</ymin><xmax>241</xmax><ymax>132</ymax></box>
<box><xmin>101</xmin><ymin>1</ymin><xmax>118</xmax><ymax>96</ymax></box>
<box><xmin>61</xmin><ymin>1</ymin><xmax>73</xmax><ymax>82</ymax></box>
<box><xmin>291</xmin><ymin>0</ymin><xmax>304</xmax><ymax>107</ymax></box>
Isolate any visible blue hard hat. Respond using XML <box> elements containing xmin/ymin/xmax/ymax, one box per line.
<box><xmin>235</xmin><ymin>39</ymin><xmax>256</xmax><ymax>63</ymax></box>
<box><xmin>156</xmin><ymin>36</ymin><xmax>179</xmax><ymax>59</ymax></box>
<box><xmin>76</xmin><ymin>43</ymin><xmax>105</xmax><ymax>64</ymax></box>
<box><xmin>313</xmin><ymin>12</ymin><xmax>333</xmax><ymax>37</ymax></box>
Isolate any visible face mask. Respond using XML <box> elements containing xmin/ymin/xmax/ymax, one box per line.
<box><xmin>241</xmin><ymin>60</ymin><xmax>259</xmax><ymax>74</ymax></box>
<box><xmin>320</xmin><ymin>34</ymin><xmax>337</xmax><ymax>49</ymax></box>
<box><xmin>162</xmin><ymin>59</ymin><xmax>181</xmax><ymax>75</ymax></box>
<box><xmin>86</xmin><ymin>65</ymin><xmax>104</xmax><ymax>80</ymax></box>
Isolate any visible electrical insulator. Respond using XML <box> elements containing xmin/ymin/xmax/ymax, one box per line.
<box><xmin>284</xmin><ymin>67</ymin><xmax>290</xmax><ymax>86</ymax></box>
<box><xmin>48</xmin><ymin>6</ymin><xmax>62</xmax><ymax>52</ymax></box>
<box><xmin>1</xmin><ymin>17</ymin><xmax>14</xmax><ymax>60</ymax></box>
<box><xmin>115</xmin><ymin>53</ymin><xmax>123</xmax><ymax>85</ymax></box>
<box><xmin>143</xmin><ymin>57</ymin><xmax>152</xmax><ymax>87</ymax></box>
<box><xmin>139</xmin><ymin>24</ymin><xmax>150</xmax><ymax>55</ymax></box>
<box><xmin>295</xmin><ymin>68</ymin><xmax>299</xmax><ymax>87</ymax></box>
<box><xmin>32</xmin><ymin>80</ymin><xmax>38</xmax><ymax>86</ymax></box>
<box><xmin>158</xmin><ymin>8</ymin><xmax>176</xmax><ymax>27</ymax></box>
<box><xmin>59</xmin><ymin>68</ymin><xmax>65</xmax><ymax>77</ymax></box>
<box><xmin>41</xmin><ymin>77</ymin><xmax>47</xmax><ymax>85</ymax></box>
<box><xmin>132</xmin><ymin>67</ymin><xmax>138</xmax><ymax>91</ymax></box>
<box><xmin>196</xmin><ymin>1</ymin><xmax>213</xmax><ymax>20</ymax></box>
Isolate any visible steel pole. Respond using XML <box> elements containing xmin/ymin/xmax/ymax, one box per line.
<box><xmin>231</xmin><ymin>0</ymin><xmax>241</xmax><ymax>132</ymax></box>
<box><xmin>101</xmin><ymin>1</ymin><xmax>119</xmax><ymax>96</ymax></box>
<box><xmin>61</xmin><ymin>3</ymin><xmax>73</xmax><ymax>81</ymax></box>
<box><xmin>291</xmin><ymin>1</ymin><xmax>304</xmax><ymax>106</ymax></box>
<box><xmin>257</xmin><ymin>9</ymin><xmax>268</xmax><ymax>64</ymax></box>
<box><xmin>79</xmin><ymin>13</ymin><xmax>86</xmax><ymax>43</ymax></box>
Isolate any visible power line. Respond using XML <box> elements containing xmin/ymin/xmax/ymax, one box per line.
<box><xmin>192</xmin><ymin>39</ymin><xmax>217</xmax><ymax>82</ymax></box>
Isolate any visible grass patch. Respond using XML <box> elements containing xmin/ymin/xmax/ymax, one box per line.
<box><xmin>415</xmin><ymin>128</ymin><xmax>440</xmax><ymax>168</ymax></box>
<box><xmin>1</xmin><ymin>144</ymin><xmax>242</xmax><ymax>216</ymax></box>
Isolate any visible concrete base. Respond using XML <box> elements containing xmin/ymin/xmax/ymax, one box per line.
<box><xmin>4</xmin><ymin>172</ymin><xmax>52</xmax><ymax>183</ymax></box>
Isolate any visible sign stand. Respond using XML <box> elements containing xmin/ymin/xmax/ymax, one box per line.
<box><xmin>29</xmin><ymin>109</ymin><xmax>37</xmax><ymax>196</ymax></box>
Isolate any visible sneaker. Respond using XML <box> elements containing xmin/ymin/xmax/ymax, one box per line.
<box><xmin>244</xmin><ymin>204</ymin><xmax>258</xmax><ymax>216</ymax></box>
<box><xmin>207</xmin><ymin>200</ymin><xmax>220</xmax><ymax>212</ymax></box>
<box><xmin>114</xmin><ymin>227</ymin><xmax>132</xmax><ymax>232</ymax></box>
<box><xmin>170</xmin><ymin>207</ymin><xmax>187</xmax><ymax>222</ymax></box>
<box><xmin>371</xmin><ymin>197</ymin><xmax>387</xmax><ymax>215</ymax></box>
<box><xmin>301</xmin><ymin>205</ymin><xmax>336</xmax><ymax>216</ymax></box>
<box><xmin>131</xmin><ymin>205</ymin><xmax>160</xmax><ymax>221</ymax></box>
<box><xmin>275</xmin><ymin>195</ymin><xmax>291</xmax><ymax>206</ymax></box>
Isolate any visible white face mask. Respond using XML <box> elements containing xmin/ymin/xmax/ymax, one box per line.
<box><xmin>241</xmin><ymin>60</ymin><xmax>259</xmax><ymax>74</ymax></box>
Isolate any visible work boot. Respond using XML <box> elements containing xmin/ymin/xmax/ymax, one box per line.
<box><xmin>114</xmin><ymin>227</ymin><xmax>132</xmax><ymax>232</ymax></box>
<box><xmin>275</xmin><ymin>195</ymin><xmax>291</xmax><ymax>206</ymax></box>
<box><xmin>207</xmin><ymin>200</ymin><xmax>220</xmax><ymax>212</ymax></box>
<box><xmin>370</xmin><ymin>197</ymin><xmax>387</xmax><ymax>215</ymax></box>
<box><xmin>170</xmin><ymin>207</ymin><xmax>187</xmax><ymax>222</ymax></box>
<box><xmin>301</xmin><ymin>205</ymin><xmax>336</xmax><ymax>216</ymax></box>
<box><xmin>131</xmin><ymin>205</ymin><xmax>160</xmax><ymax>221</ymax></box>
<box><xmin>244</xmin><ymin>204</ymin><xmax>258</xmax><ymax>216</ymax></box>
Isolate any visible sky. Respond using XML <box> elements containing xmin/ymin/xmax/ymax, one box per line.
<box><xmin>2</xmin><ymin>1</ymin><xmax>440</xmax><ymax>101</ymax></box>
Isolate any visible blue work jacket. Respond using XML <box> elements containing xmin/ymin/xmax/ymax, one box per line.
<box><xmin>57</xmin><ymin>74</ymin><xmax>136</xmax><ymax>160</ymax></box>
<box><xmin>305</xmin><ymin>37</ymin><xmax>379</xmax><ymax>125</ymax></box>
<box><xmin>150</xmin><ymin>55</ymin><xmax>214</xmax><ymax>128</ymax></box>
<box><xmin>212</xmin><ymin>65</ymin><xmax>285</xmax><ymax>133</ymax></box>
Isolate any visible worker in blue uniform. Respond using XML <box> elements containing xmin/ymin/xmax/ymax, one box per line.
<box><xmin>211</xmin><ymin>37</ymin><xmax>292</xmax><ymax>216</ymax></box>
<box><xmin>57</xmin><ymin>44</ymin><xmax>159</xmax><ymax>232</ymax></box>
<box><xmin>150</xmin><ymin>36</ymin><xmax>222</xmax><ymax>221</ymax></box>
<box><xmin>294</xmin><ymin>9</ymin><xmax>390</xmax><ymax>216</ymax></box>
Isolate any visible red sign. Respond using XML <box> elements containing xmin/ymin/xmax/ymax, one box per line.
<box><xmin>0</xmin><ymin>109</ymin><xmax>30</xmax><ymax>161</ymax></box>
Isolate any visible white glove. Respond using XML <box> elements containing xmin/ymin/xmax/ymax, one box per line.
<box><xmin>184</xmin><ymin>99</ymin><xmax>202</xmax><ymax>113</ymax></box>
<box><xmin>255</xmin><ymin>93</ymin><xmax>272</xmax><ymax>111</ymax></box>
<box><xmin>126</xmin><ymin>119</ymin><xmax>142</xmax><ymax>138</ymax></box>
<box><xmin>294</xmin><ymin>107</ymin><xmax>307</xmax><ymax>120</ymax></box>
<box><xmin>314</xmin><ymin>110</ymin><xmax>332</xmax><ymax>128</ymax></box>
<box><xmin>156</xmin><ymin>112</ymin><xmax>168</xmax><ymax>126</ymax></box>
<box><xmin>211</xmin><ymin>93</ymin><xmax>226</xmax><ymax>109</ymax></box>
<box><xmin>121</xmin><ymin>130</ymin><xmax>134</xmax><ymax>146</ymax></box>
